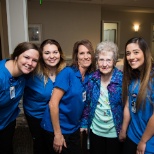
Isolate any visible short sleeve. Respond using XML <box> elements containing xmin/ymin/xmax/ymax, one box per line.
<box><xmin>54</xmin><ymin>67</ymin><xmax>72</xmax><ymax>92</ymax></box>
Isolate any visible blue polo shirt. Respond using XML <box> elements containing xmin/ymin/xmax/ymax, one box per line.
<box><xmin>0</xmin><ymin>59</ymin><xmax>25</xmax><ymax>130</ymax></box>
<box><xmin>23</xmin><ymin>75</ymin><xmax>54</xmax><ymax>119</ymax></box>
<box><xmin>127</xmin><ymin>79</ymin><xmax>154</xmax><ymax>154</ymax></box>
<box><xmin>41</xmin><ymin>66</ymin><xmax>89</xmax><ymax>134</ymax></box>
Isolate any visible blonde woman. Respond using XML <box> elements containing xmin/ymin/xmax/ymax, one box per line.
<box><xmin>23</xmin><ymin>39</ymin><xmax>66</xmax><ymax>154</ymax></box>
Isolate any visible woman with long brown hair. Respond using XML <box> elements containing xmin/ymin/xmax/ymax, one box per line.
<box><xmin>41</xmin><ymin>39</ymin><xmax>96</xmax><ymax>154</ymax></box>
<box><xmin>119</xmin><ymin>37</ymin><xmax>154</xmax><ymax>154</ymax></box>
<box><xmin>23</xmin><ymin>39</ymin><xmax>66</xmax><ymax>154</ymax></box>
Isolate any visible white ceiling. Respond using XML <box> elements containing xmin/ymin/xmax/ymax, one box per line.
<box><xmin>36</xmin><ymin>0</ymin><xmax>154</xmax><ymax>8</ymax></box>
<box><xmin>29</xmin><ymin>0</ymin><xmax>154</xmax><ymax>13</ymax></box>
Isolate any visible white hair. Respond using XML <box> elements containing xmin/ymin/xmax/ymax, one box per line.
<box><xmin>95</xmin><ymin>41</ymin><xmax>119</xmax><ymax>63</ymax></box>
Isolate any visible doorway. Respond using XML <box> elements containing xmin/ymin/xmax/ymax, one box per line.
<box><xmin>101</xmin><ymin>21</ymin><xmax>119</xmax><ymax>45</ymax></box>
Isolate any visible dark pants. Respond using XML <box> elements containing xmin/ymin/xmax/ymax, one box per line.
<box><xmin>25</xmin><ymin>114</ymin><xmax>48</xmax><ymax>154</ymax></box>
<box><xmin>43</xmin><ymin>128</ymin><xmax>82</xmax><ymax>154</ymax></box>
<box><xmin>0</xmin><ymin>120</ymin><xmax>16</xmax><ymax>154</ymax></box>
<box><xmin>90</xmin><ymin>130</ymin><xmax>123</xmax><ymax>154</ymax></box>
<box><xmin>122</xmin><ymin>136</ymin><xmax>137</xmax><ymax>154</ymax></box>
<box><xmin>81</xmin><ymin>131</ymin><xmax>90</xmax><ymax>154</ymax></box>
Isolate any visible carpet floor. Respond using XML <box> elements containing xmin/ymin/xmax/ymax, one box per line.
<box><xmin>13</xmin><ymin>101</ymin><xmax>89</xmax><ymax>154</ymax></box>
<box><xmin>13</xmin><ymin>127</ymin><xmax>90</xmax><ymax>154</ymax></box>
<box><xmin>13</xmin><ymin>127</ymin><xmax>33</xmax><ymax>154</ymax></box>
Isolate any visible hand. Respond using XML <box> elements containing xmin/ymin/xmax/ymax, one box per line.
<box><xmin>136</xmin><ymin>140</ymin><xmax>146</xmax><ymax>154</ymax></box>
<box><xmin>53</xmin><ymin>134</ymin><xmax>67</xmax><ymax>153</ymax></box>
<box><xmin>119</xmin><ymin>130</ymin><xmax>126</xmax><ymax>142</ymax></box>
<box><xmin>80</xmin><ymin>128</ymin><xmax>88</xmax><ymax>134</ymax></box>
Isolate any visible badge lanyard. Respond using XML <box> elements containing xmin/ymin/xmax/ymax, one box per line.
<box><xmin>130</xmin><ymin>79</ymin><xmax>140</xmax><ymax>113</ymax></box>
<box><xmin>9</xmin><ymin>78</ymin><xmax>16</xmax><ymax>99</ymax></box>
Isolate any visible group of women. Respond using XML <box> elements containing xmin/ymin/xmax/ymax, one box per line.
<box><xmin>0</xmin><ymin>37</ymin><xmax>154</xmax><ymax>154</ymax></box>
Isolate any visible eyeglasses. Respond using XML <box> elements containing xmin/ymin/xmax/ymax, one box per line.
<box><xmin>98</xmin><ymin>59</ymin><xmax>113</xmax><ymax>64</ymax></box>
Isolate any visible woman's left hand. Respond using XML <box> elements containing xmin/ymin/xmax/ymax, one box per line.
<box><xmin>80</xmin><ymin>128</ymin><xmax>88</xmax><ymax>134</ymax></box>
<box><xmin>136</xmin><ymin>140</ymin><xmax>146</xmax><ymax>154</ymax></box>
<box><xmin>119</xmin><ymin>129</ymin><xmax>126</xmax><ymax>142</ymax></box>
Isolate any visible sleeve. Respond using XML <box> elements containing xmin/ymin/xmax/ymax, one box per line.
<box><xmin>150</xmin><ymin>78</ymin><xmax>154</xmax><ymax>105</ymax></box>
<box><xmin>54</xmin><ymin>67</ymin><xmax>71</xmax><ymax>92</ymax></box>
<box><xmin>80</xmin><ymin>79</ymin><xmax>92</xmax><ymax>128</ymax></box>
<box><xmin>0</xmin><ymin>78</ymin><xmax>5</xmax><ymax>99</ymax></box>
<box><xmin>0</xmin><ymin>78</ymin><xmax>3</xmax><ymax>91</ymax></box>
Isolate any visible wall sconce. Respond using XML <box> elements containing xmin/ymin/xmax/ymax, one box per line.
<box><xmin>134</xmin><ymin>24</ymin><xmax>139</xmax><ymax>32</ymax></box>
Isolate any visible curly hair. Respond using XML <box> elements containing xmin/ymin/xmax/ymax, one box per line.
<box><xmin>95</xmin><ymin>41</ymin><xmax>119</xmax><ymax>65</ymax></box>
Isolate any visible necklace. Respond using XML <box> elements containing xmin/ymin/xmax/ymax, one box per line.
<box><xmin>49</xmin><ymin>74</ymin><xmax>55</xmax><ymax>82</ymax></box>
<box><xmin>131</xmin><ymin>79</ymin><xmax>139</xmax><ymax>113</ymax></box>
<box><xmin>132</xmin><ymin>79</ymin><xmax>139</xmax><ymax>91</ymax></box>
<box><xmin>50</xmin><ymin>73</ymin><xmax>54</xmax><ymax>76</ymax></box>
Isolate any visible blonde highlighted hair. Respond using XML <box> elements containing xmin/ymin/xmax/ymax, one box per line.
<box><xmin>122</xmin><ymin>37</ymin><xmax>152</xmax><ymax>110</ymax></box>
<box><xmin>36</xmin><ymin>39</ymin><xmax>66</xmax><ymax>85</ymax></box>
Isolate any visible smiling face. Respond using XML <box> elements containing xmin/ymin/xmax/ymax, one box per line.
<box><xmin>97</xmin><ymin>51</ymin><xmax>114</xmax><ymax>76</ymax></box>
<box><xmin>16</xmin><ymin>49</ymin><xmax>39</xmax><ymax>74</ymax></box>
<box><xmin>126</xmin><ymin>43</ymin><xmax>144</xmax><ymax>70</ymax></box>
<box><xmin>77</xmin><ymin>45</ymin><xmax>92</xmax><ymax>70</ymax></box>
<box><xmin>42</xmin><ymin>44</ymin><xmax>61</xmax><ymax>68</ymax></box>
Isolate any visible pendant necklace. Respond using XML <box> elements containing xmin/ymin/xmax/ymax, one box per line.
<box><xmin>131</xmin><ymin>79</ymin><xmax>139</xmax><ymax>113</ymax></box>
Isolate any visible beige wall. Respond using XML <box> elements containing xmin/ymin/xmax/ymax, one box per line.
<box><xmin>2</xmin><ymin>1</ymin><xmax>154</xmax><ymax>58</ymax></box>
<box><xmin>101</xmin><ymin>8</ymin><xmax>154</xmax><ymax>57</ymax></box>
<box><xmin>28</xmin><ymin>1</ymin><xmax>101</xmax><ymax>58</ymax></box>
<box><xmin>28</xmin><ymin>1</ymin><xmax>154</xmax><ymax>58</ymax></box>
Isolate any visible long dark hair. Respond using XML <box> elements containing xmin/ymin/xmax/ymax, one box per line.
<box><xmin>122</xmin><ymin>37</ymin><xmax>152</xmax><ymax>110</ymax></box>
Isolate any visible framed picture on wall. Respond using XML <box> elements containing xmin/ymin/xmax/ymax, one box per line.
<box><xmin>28</xmin><ymin>24</ymin><xmax>42</xmax><ymax>44</ymax></box>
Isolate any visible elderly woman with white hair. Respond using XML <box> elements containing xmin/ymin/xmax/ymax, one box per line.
<box><xmin>80</xmin><ymin>41</ymin><xmax>123</xmax><ymax>154</ymax></box>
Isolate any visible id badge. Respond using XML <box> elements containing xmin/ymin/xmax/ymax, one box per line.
<box><xmin>82</xmin><ymin>91</ymin><xmax>86</xmax><ymax>102</ymax></box>
<box><xmin>10</xmin><ymin>86</ymin><xmax>15</xmax><ymax>99</ymax></box>
<box><xmin>131</xmin><ymin>101</ymin><xmax>136</xmax><ymax>113</ymax></box>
